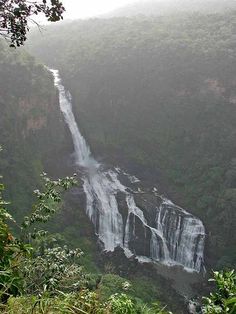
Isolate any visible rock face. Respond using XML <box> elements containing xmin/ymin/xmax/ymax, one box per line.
<box><xmin>0</xmin><ymin>43</ymin><xmax>68</xmax><ymax>219</ymax></box>
<box><xmin>53</xmin><ymin>69</ymin><xmax>206</xmax><ymax>273</ymax></box>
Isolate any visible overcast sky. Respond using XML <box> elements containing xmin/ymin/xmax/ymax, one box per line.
<box><xmin>61</xmin><ymin>0</ymin><xmax>141</xmax><ymax>19</ymax></box>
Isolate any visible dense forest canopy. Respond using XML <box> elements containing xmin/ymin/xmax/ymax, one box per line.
<box><xmin>0</xmin><ymin>39</ymin><xmax>186</xmax><ymax>314</ymax></box>
<box><xmin>1</xmin><ymin>1</ymin><xmax>236</xmax><ymax>312</ymax></box>
<box><xmin>0</xmin><ymin>41</ymin><xmax>183</xmax><ymax>314</ymax></box>
<box><xmin>0</xmin><ymin>40</ymin><xmax>66</xmax><ymax>221</ymax></box>
<box><xmin>28</xmin><ymin>11</ymin><xmax>236</xmax><ymax>269</ymax></box>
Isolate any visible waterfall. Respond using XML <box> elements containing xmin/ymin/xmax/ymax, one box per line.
<box><xmin>51</xmin><ymin>69</ymin><xmax>205</xmax><ymax>273</ymax></box>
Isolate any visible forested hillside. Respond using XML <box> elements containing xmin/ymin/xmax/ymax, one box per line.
<box><xmin>0</xmin><ymin>40</ymin><xmax>187</xmax><ymax>313</ymax></box>
<box><xmin>28</xmin><ymin>11</ymin><xmax>236</xmax><ymax>269</ymax></box>
<box><xmin>0</xmin><ymin>41</ymin><xmax>67</xmax><ymax>221</ymax></box>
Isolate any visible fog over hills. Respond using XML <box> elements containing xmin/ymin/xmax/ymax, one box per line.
<box><xmin>104</xmin><ymin>0</ymin><xmax>236</xmax><ymax>17</ymax></box>
<box><xmin>1</xmin><ymin>0</ymin><xmax>236</xmax><ymax>312</ymax></box>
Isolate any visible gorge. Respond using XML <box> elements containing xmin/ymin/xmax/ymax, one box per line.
<box><xmin>52</xmin><ymin>69</ymin><xmax>205</xmax><ymax>273</ymax></box>
<box><xmin>1</xmin><ymin>2</ymin><xmax>236</xmax><ymax>312</ymax></box>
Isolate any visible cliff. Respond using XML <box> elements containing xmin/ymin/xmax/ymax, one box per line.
<box><xmin>0</xmin><ymin>41</ymin><xmax>70</xmax><ymax>221</ymax></box>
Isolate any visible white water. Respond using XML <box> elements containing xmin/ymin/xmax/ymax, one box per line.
<box><xmin>52</xmin><ymin>69</ymin><xmax>205</xmax><ymax>272</ymax></box>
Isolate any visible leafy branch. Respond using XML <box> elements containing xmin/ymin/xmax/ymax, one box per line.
<box><xmin>0</xmin><ymin>0</ymin><xmax>65</xmax><ymax>47</ymax></box>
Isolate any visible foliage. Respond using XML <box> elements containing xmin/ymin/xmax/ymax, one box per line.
<box><xmin>0</xmin><ymin>40</ymin><xmax>67</xmax><ymax>223</ymax></box>
<box><xmin>23</xmin><ymin>245</ymin><xmax>86</xmax><ymax>295</ymax></box>
<box><xmin>1</xmin><ymin>291</ymin><xmax>172</xmax><ymax>314</ymax></box>
<box><xmin>0</xmin><ymin>172</ymin><xmax>77</xmax><ymax>302</ymax></box>
<box><xmin>108</xmin><ymin>293</ymin><xmax>136</xmax><ymax>314</ymax></box>
<box><xmin>0</xmin><ymin>42</ymin><xmax>169</xmax><ymax>313</ymax></box>
<box><xmin>0</xmin><ymin>163</ymin><xmax>29</xmax><ymax>302</ymax></box>
<box><xmin>27</xmin><ymin>11</ymin><xmax>236</xmax><ymax>268</ymax></box>
<box><xmin>2</xmin><ymin>292</ymin><xmax>105</xmax><ymax>313</ymax></box>
<box><xmin>1</xmin><ymin>8</ymin><xmax>236</xmax><ymax>313</ymax></box>
<box><xmin>98</xmin><ymin>274</ymin><xmax>132</xmax><ymax>302</ymax></box>
<box><xmin>202</xmin><ymin>270</ymin><xmax>236</xmax><ymax>314</ymax></box>
<box><xmin>0</xmin><ymin>169</ymin><xmax>170</xmax><ymax>313</ymax></box>
<box><xmin>22</xmin><ymin>172</ymin><xmax>77</xmax><ymax>229</ymax></box>
<box><xmin>0</xmin><ymin>0</ymin><xmax>65</xmax><ymax>47</ymax></box>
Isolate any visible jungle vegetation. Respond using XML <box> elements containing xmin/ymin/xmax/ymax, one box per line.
<box><xmin>28</xmin><ymin>11</ymin><xmax>236</xmax><ymax>269</ymax></box>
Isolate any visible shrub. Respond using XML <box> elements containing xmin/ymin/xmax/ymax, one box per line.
<box><xmin>202</xmin><ymin>270</ymin><xmax>236</xmax><ymax>313</ymax></box>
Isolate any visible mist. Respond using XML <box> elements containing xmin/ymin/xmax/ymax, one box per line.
<box><xmin>1</xmin><ymin>0</ymin><xmax>236</xmax><ymax>313</ymax></box>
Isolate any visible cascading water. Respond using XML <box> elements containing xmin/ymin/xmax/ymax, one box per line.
<box><xmin>51</xmin><ymin>69</ymin><xmax>205</xmax><ymax>272</ymax></box>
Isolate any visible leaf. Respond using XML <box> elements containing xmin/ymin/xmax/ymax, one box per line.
<box><xmin>225</xmin><ymin>297</ymin><xmax>236</xmax><ymax>305</ymax></box>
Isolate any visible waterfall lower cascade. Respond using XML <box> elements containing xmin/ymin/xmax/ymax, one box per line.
<box><xmin>52</xmin><ymin>69</ymin><xmax>205</xmax><ymax>273</ymax></box>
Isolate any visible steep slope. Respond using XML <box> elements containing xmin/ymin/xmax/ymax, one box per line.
<box><xmin>0</xmin><ymin>41</ymin><xmax>103</xmax><ymax>277</ymax></box>
<box><xmin>27</xmin><ymin>12</ymin><xmax>236</xmax><ymax>269</ymax></box>
<box><xmin>0</xmin><ymin>42</ymin><xmax>189</xmax><ymax>313</ymax></box>
<box><xmin>0</xmin><ymin>41</ymin><xmax>69</xmax><ymax>220</ymax></box>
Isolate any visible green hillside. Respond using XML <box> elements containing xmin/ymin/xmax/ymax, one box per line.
<box><xmin>0</xmin><ymin>41</ymin><xmax>68</xmax><ymax>221</ymax></box>
<box><xmin>28</xmin><ymin>12</ymin><xmax>236</xmax><ymax>269</ymax></box>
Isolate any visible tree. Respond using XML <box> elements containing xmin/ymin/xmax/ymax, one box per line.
<box><xmin>0</xmin><ymin>171</ymin><xmax>168</xmax><ymax>313</ymax></box>
<box><xmin>202</xmin><ymin>270</ymin><xmax>236</xmax><ymax>313</ymax></box>
<box><xmin>0</xmin><ymin>170</ymin><xmax>78</xmax><ymax>301</ymax></box>
<box><xmin>0</xmin><ymin>0</ymin><xmax>65</xmax><ymax>47</ymax></box>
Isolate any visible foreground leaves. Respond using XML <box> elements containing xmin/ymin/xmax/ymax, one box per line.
<box><xmin>0</xmin><ymin>0</ymin><xmax>65</xmax><ymax>47</ymax></box>
<box><xmin>202</xmin><ymin>270</ymin><xmax>236</xmax><ymax>314</ymax></box>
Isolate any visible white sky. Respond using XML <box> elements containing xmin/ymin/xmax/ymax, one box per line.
<box><xmin>61</xmin><ymin>0</ymin><xmax>140</xmax><ymax>19</ymax></box>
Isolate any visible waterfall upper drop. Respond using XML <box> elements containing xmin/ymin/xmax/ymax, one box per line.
<box><xmin>52</xmin><ymin>69</ymin><xmax>205</xmax><ymax>273</ymax></box>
